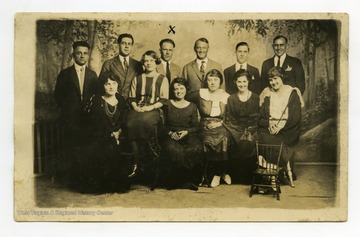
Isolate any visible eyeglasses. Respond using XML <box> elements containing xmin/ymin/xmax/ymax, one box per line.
<box><xmin>120</xmin><ymin>42</ymin><xmax>133</xmax><ymax>46</ymax></box>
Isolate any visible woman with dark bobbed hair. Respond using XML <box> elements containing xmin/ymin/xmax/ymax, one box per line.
<box><xmin>224</xmin><ymin>69</ymin><xmax>260</xmax><ymax>182</ymax></box>
<box><xmin>186</xmin><ymin>69</ymin><xmax>231</xmax><ymax>188</ymax></box>
<box><xmin>72</xmin><ymin>71</ymin><xmax>130</xmax><ymax>194</ymax></box>
<box><xmin>160</xmin><ymin>77</ymin><xmax>203</xmax><ymax>190</ymax></box>
<box><xmin>127</xmin><ymin>50</ymin><xmax>169</xmax><ymax>177</ymax></box>
<box><xmin>257</xmin><ymin>66</ymin><xmax>304</xmax><ymax>186</ymax></box>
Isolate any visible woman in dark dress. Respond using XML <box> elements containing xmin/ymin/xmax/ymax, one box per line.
<box><xmin>160</xmin><ymin>78</ymin><xmax>203</xmax><ymax>190</ymax></box>
<box><xmin>127</xmin><ymin>50</ymin><xmax>169</xmax><ymax>177</ymax></box>
<box><xmin>224</xmin><ymin>69</ymin><xmax>260</xmax><ymax>182</ymax></box>
<box><xmin>257</xmin><ymin>67</ymin><xmax>304</xmax><ymax>186</ymax></box>
<box><xmin>186</xmin><ymin>69</ymin><xmax>230</xmax><ymax>188</ymax></box>
<box><xmin>73</xmin><ymin>71</ymin><xmax>130</xmax><ymax>194</ymax></box>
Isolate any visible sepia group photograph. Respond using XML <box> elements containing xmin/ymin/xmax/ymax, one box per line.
<box><xmin>14</xmin><ymin>12</ymin><xmax>348</xmax><ymax>222</ymax></box>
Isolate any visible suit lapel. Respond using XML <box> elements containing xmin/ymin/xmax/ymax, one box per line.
<box><xmin>70</xmin><ymin>65</ymin><xmax>81</xmax><ymax>96</ymax></box>
<box><xmin>170</xmin><ymin>63</ymin><xmax>177</xmax><ymax>81</ymax></box>
<box><xmin>112</xmin><ymin>56</ymin><xmax>126</xmax><ymax>78</ymax></box>
<box><xmin>83</xmin><ymin>67</ymin><xmax>93</xmax><ymax>99</ymax></box>
<box><xmin>191</xmin><ymin>60</ymin><xmax>203</xmax><ymax>81</ymax></box>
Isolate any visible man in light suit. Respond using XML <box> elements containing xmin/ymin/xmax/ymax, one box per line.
<box><xmin>54</xmin><ymin>41</ymin><xmax>98</xmax><ymax>183</ymax></box>
<box><xmin>182</xmin><ymin>38</ymin><xmax>224</xmax><ymax>92</ymax></box>
<box><xmin>224</xmin><ymin>42</ymin><xmax>261</xmax><ymax>95</ymax></box>
<box><xmin>156</xmin><ymin>38</ymin><xmax>181</xmax><ymax>84</ymax></box>
<box><xmin>100</xmin><ymin>33</ymin><xmax>143</xmax><ymax>98</ymax></box>
<box><xmin>260</xmin><ymin>35</ymin><xmax>305</xmax><ymax>94</ymax></box>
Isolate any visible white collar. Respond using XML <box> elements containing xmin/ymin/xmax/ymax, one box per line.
<box><xmin>74</xmin><ymin>63</ymin><xmax>85</xmax><ymax>72</ymax></box>
<box><xmin>119</xmin><ymin>55</ymin><xmax>130</xmax><ymax>63</ymax></box>
<box><xmin>196</xmin><ymin>58</ymin><xmax>208</xmax><ymax>64</ymax></box>
<box><xmin>161</xmin><ymin>59</ymin><xmax>170</xmax><ymax>65</ymax></box>
<box><xmin>235</xmin><ymin>62</ymin><xmax>248</xmax><ymax>71</ymax></box>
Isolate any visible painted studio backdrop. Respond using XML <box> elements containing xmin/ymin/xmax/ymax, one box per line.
<box><xmin>34</xmin><ymin>18</ymin><xmax>339</xmax><ymax>174</ymax></box>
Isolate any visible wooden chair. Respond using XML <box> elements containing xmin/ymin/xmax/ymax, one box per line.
<box><xmin>249</xmin><ymin>142</ymin><xmax>283</xmax><ymax>200</ymax></box>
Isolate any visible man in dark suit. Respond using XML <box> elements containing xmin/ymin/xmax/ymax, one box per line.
<box><xmin>100</xmin><ymin>33</ymin><xmax>143</xmax><ymax>98</ymax></box>
<box><xmin>156</xmin><ymin>38</ymin><xmax>181</xmax><ymax>85</ymax></box>
<box><xmin>260</xmin><ymin>35</ymin><xmax>305</xmax><ymax>94</ymax></box>
<box><xmin>224</xmin><ymin>42</ymin><xmax>261</xmax><ymax>95</ymax></box>
<box><xmin>182</xmin><ymin>38</ymin><xmax>224</xmax><ymax>92</ymax></box>
<box><xmin>54</xmin><ymin>41</ymin><xmax>98</xmax><ymax>182</ymax></box>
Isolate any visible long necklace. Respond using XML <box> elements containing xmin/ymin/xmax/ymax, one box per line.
<box><xmin>104</xmin><ymin>98</ymin><xmax>117</xmax><ymax>115</ymax></box>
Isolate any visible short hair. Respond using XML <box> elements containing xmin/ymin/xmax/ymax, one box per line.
<box><xmin>159</xmin><ymin>38</ymin><xmax>175</xmax><ymax>48</ymax></box>
<box><xmin>273</xmin><ymin>35</ymin><xmax>288</xmax><ymax>44</ymax></box>
<box><xmin>268</xmin><ymin>66</ymin><xmax>287</xmax><ymax>82</ymax></box>
<box><xmin>117</xmin><ymin>33</ymin><xmax>134</xmax><ymax>44</ymax></box>
<box><xmin>235</xmin><ymin>42</ymin><xmax>250</xmax><ymax>51</ymax></box>
<box><xmin>98</xmin><ymin>71</ymin><xmax>121</xmax><ymax>95</ymax></box>
<box><xmin>72</xmin><ymin>41</ymin><xmax>90</xmax><ymax>51</ymax></box>
<box><xmin>193</xmin><ymin>37</ymin><xmax>209</xmax><ymax>50</ymax></box>
<box><xmin>169</xmin><ymin>77</ymin><xmax>190</xmax><ymax>98</ymax></box>
<box><xmin>234</xmin><ymin>69</ymin><xmax>251</xmax><ymax>82</ymax></box>
<box><xmin>204</xmin><ymin>69</ymin><xmax>224</xmax><ymax>87</ymax></box>
<box><xmin>140</xmin><ymin>50</ymin><xmax>162</xmax><ymax>65</ymax></box>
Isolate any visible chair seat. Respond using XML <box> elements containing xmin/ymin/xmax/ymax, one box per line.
<box><xmin>253</xmin><ymin>168</ymin><xmax>279</xmax><ymax>176</ymax></box>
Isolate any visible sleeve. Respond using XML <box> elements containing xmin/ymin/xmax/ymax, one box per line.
<box><xmin>158</xmin><ymin>76</ymin><xmax>169</xmax><ymax>105</ymax></box>
<box><xmin>185</xmin><ymin>90</ymin><xmax>199</xmax><ymax>105</ymax></box>
<box><xmin>99</xmin><ymin>60</ymin><xmax>110</xmax><ymax>76</ymax></box>
<box><xmin>253</xmin><ymin>68</ymin><xmax>262</xmax><ymax>95</ymax></box>
<box><xmin>187</xmin><ymin>105</ymin><xmax>200</xmax><ymax>135</ymax></box>
<box><xmin>248</xmin><ymin>95</ymin><xmax>260</xmax><ymax>132</ymax></box>
<box><xmin>283</xmin><ymin>91</ymin><xmax>301</xmax><ymax>131</ymax></box>
<box><xmin>181</xmin><ymin>65</ymin><xmax>188</xmax><ymax>79</ymax></box>
<box><xmin>128</xmin><ymin>76</ymin><xmax>137</xmax><ymax>103</ymax></box>
<box><xmin>54</xmin><ymin>70</ymin><xmax>65</xmax><ymax>107</ymax></box>
<box><xmin>258</xmin><ymin>97</ymin><xmax>269</xmax><ymax>128</ymax></box>
<box><xmin>260</xmin><ymin>61</ymin><xmax>269</xmax><ymax>93</ymax></box>
<box><xmin>295</xmin><ymin>58</ymin><xmax>306</xmax><ymax>95</ymax></box>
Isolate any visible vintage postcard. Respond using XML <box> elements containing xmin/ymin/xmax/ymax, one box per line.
<box><xmin>14</xmin><ymin>12</ymin><xmax>348</xmax><ymax>221</ymax></box>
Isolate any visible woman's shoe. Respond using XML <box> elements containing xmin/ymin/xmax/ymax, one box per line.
<box><xmin>222</xmin><ymin>174</ymin><xmax>232</xmax><ymax>185</ymax></box>
<box><xmin>210</xmin><ymin>175</ymin><xmax>221</xmax><ymax>188</ymax></box>
<box><xmin>128</xmin><ymin>164</ymin><xmax>138</xmax><ymax>178</ymax></box>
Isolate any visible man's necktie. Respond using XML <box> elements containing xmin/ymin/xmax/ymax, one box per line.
<box><xmin>240</xmin><ymin>64</ymin><xmax>244</xmax><ymax>70</ymax></box>
<box><xmin>166</xmin><ymin>61</ymin><xmax>171</xmax><ymax>83</ymax></box>
<box><xmin>79</xmin><ymin>67</ymin><xmax>85</xmax><ymax>100</ymax></box>
<box><xmin>277</xmin><ymin>57</ymin><xmax>281</xmax><ymax>67</ymax></box>
<box><xmin>123</xmin><ymin>57</ymin><xmax>129</xmax><ymax>73</ymax></box>
<box><xmin>200</xmin><ymin>61</ymin><xmax>206</xmax><ymax>79</ymax></box>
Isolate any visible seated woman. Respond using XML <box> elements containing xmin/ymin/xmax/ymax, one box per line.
<box><xmin>224</xmin><ymin>69</ymin><xmax>260</xmax><ymax>182</ymax></box>
<box><xmin>72</xmin><ymin>71</ymin><xmax>130</xmax><ymax>194</ymax></box>
<box><xmin>186</xmin><ymin>69</ymin><xmax>230</xmax><ymax>188</ymax></box>
<box><xmin>257</xmin><ymin>66</ymin><xmax>304</xmax><ymax>186</ymax></box>
<box><xmin>127</xmin><ymin>50</ymin><xmax>169</xmax><ymax>178</ymax></box>
<box><xmin>160</xmin><ymin>77</ymin><xmax>203</xmax><ymax>191</ymax></box>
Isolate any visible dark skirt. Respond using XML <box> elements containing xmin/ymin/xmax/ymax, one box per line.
<box><xmin>127</xmin><ymin>109</ymin><xmax>160</xmax><ymax>140</ymax></box>
<box><xmin>200</xmin><ymin>120</ymin><xmax>229</xmax><ymax>161</ymax></box>
<box><xmin>161</xmin><ymin>135</ymin><xmax>203</xmax><ymax>169</ymax></box>
<box><xmin>71</xmin><ymin>139</ymin><xmax>130</xmax><ymax>194</ymax></box>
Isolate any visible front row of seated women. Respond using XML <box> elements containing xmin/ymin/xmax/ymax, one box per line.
<box><xmin>71</xmin><ymin>50</ymin><xmax>303</xmax><ymax>194</ymax></box>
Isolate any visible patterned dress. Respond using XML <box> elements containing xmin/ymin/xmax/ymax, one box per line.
<box><xmin>127</xmin><ymin>73</ymin><xmax>169</xmax><ymax>140</ymax></box>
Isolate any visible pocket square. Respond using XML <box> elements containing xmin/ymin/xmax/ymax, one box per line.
<box><xmin>285</xmin><ymin>65</ymin><xmax>292</xmax><ymax>71</ymax></box>
<box><xmin>251</xmin><ymin>75</ymin><xmax>255</xmax><ymax>80</ymax></box>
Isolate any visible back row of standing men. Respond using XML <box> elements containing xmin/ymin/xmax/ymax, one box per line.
<box><xmin>99</xmin><ymin>33</ymin><xmax>305</xmax><ymax>99</ymax></box>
